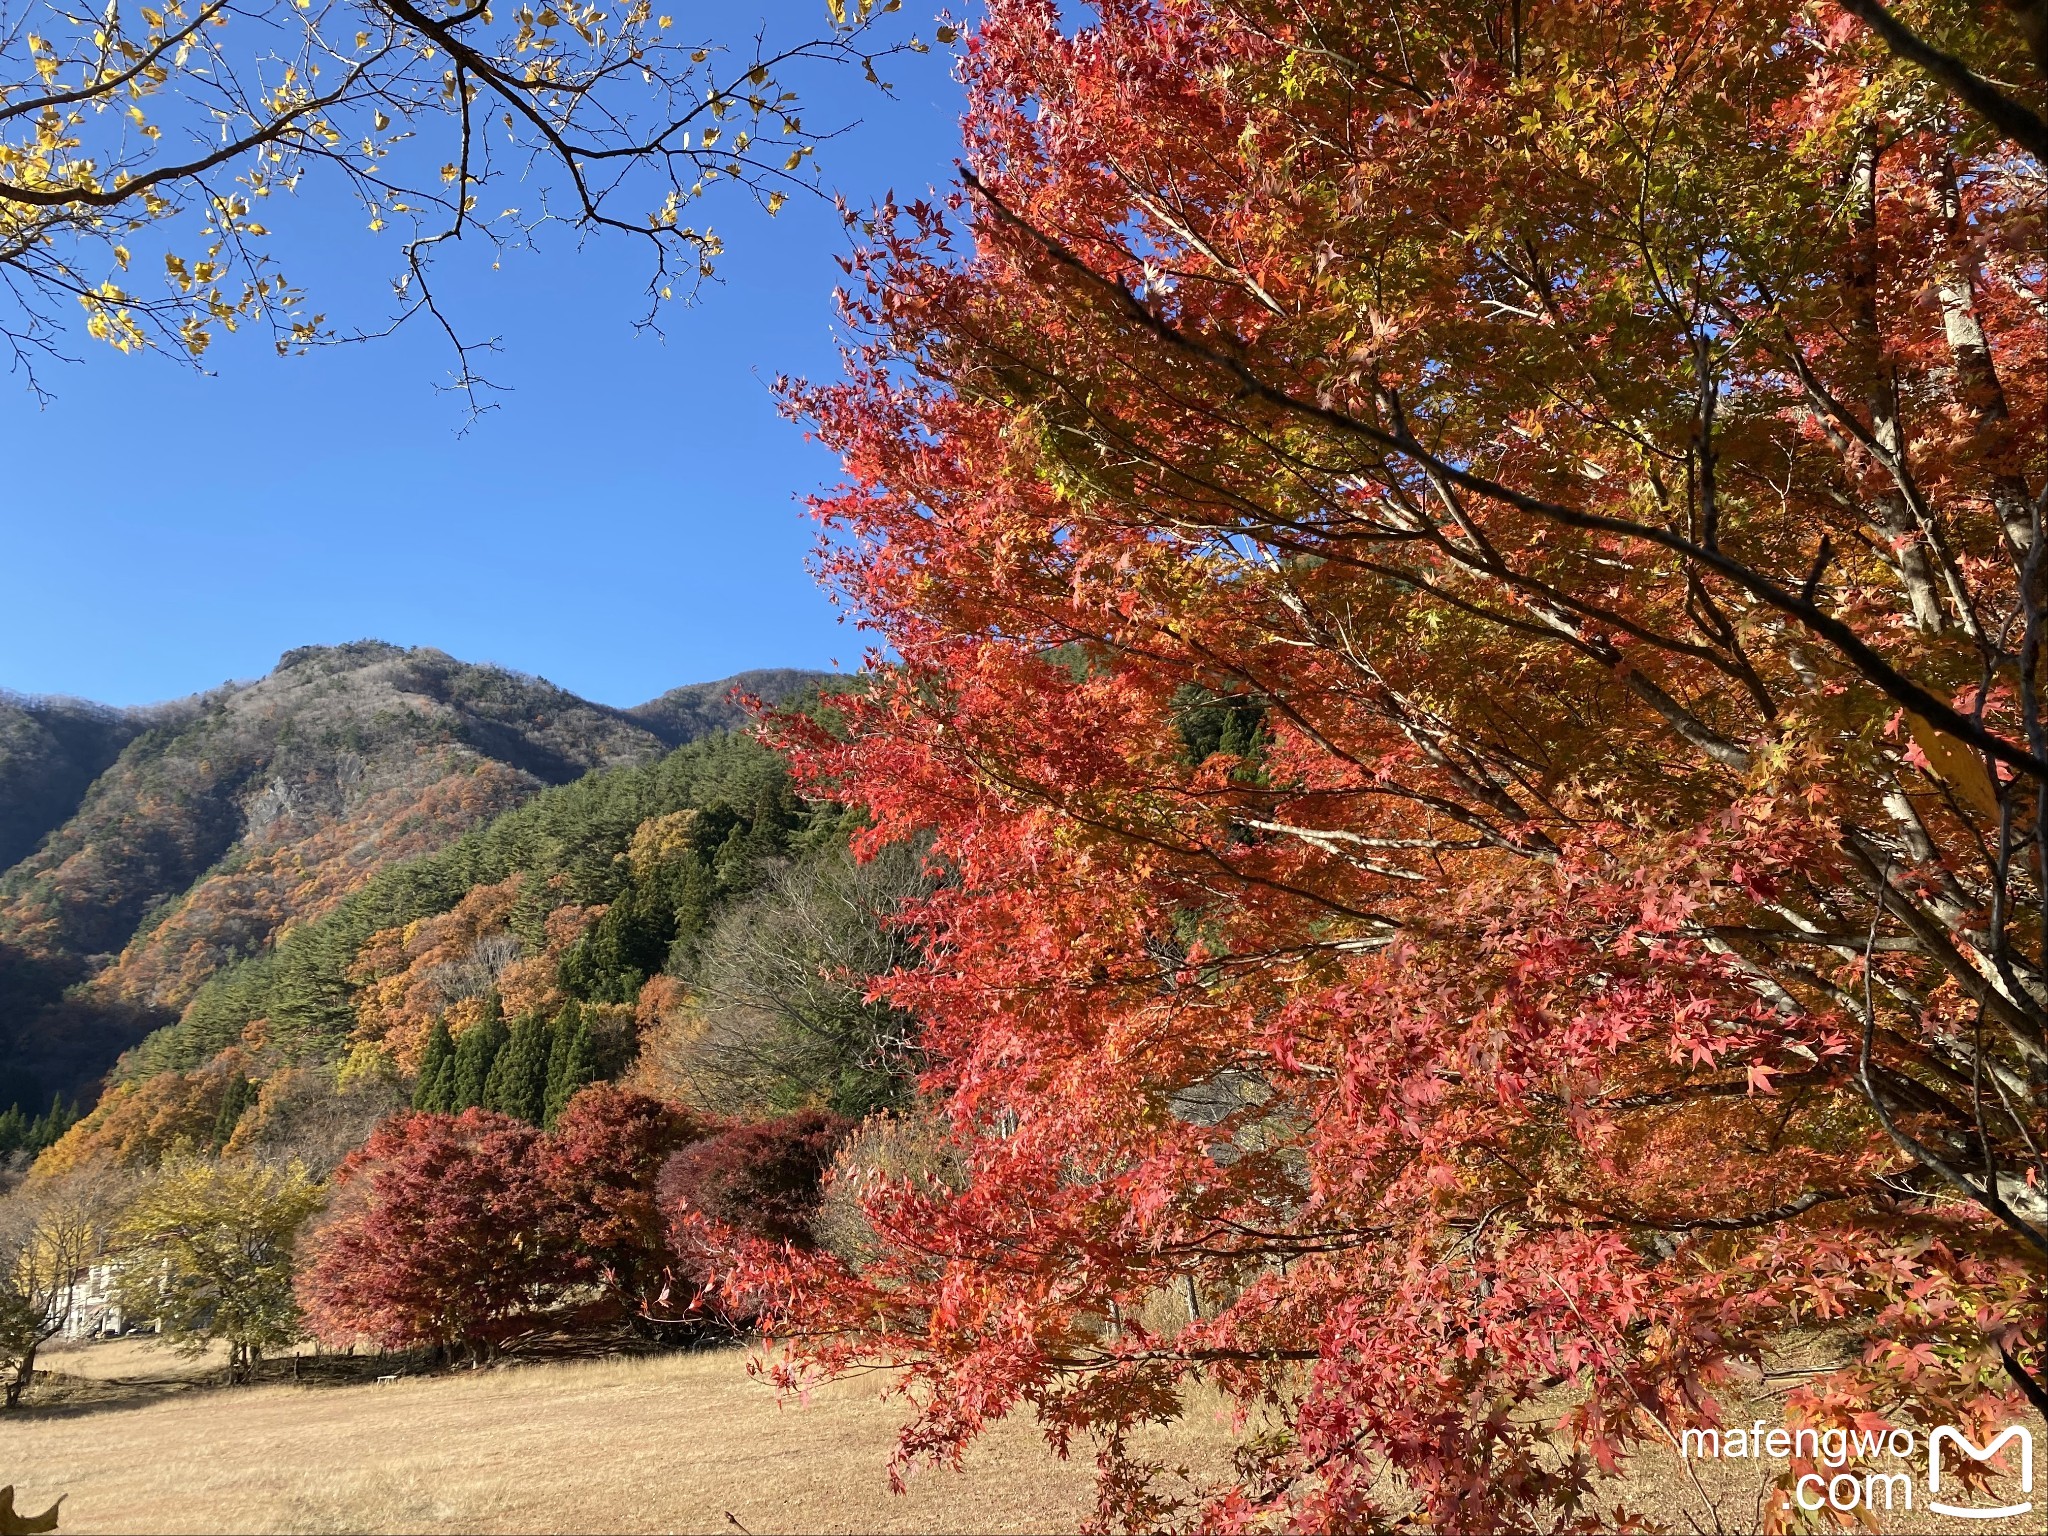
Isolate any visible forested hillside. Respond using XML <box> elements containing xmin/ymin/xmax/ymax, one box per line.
<box><xmin>627</xmin><ymin>669</ymin><xmax>828</xmax><ymax>744</ymax></box>
<box><xmin>3</xmin><ymin>669</ymin><xmax>930</xmax><ymax>1397</ymax></box>
<box><xmin>0</xmin><ymin>645</ymin><xmax>826</xmax><ymax>1113</ymax></box>
<box><xmin>0</xmin><ymin>693</ymin><xmax>163</xmax><ymax>874</ymax></box>
<box><xmin>34</xmin><ymin>722</ymin><xmax>915</xmax><ymax>1186</ymax></box>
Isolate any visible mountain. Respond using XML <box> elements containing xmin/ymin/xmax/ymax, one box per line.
<box><xmin>37</xmin><ymin>726</ymin><xmax>846</xmax><ymax>1178</ymax></box>
<box><xmin>0</xmin><ymin>643</ymin><xmax>828</xmax><ymax>1109</ymax></box>
<box><xmin>0</xmin><ymin>692</ymin><xmax>171</xmax><ymax>873</ymax></box>
<box><xmin>626</xmin><ymin>668</ymin><xmax>833</xmax><ymax>745</ymax></box>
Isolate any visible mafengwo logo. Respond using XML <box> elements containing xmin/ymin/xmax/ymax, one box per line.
<box><xmin>1681</xmin><ymin>1420</ymin><xmax>2034</xmax><ymax>1521</ymax></box>
<box><xmin>1927</xmin><ymin>1425</ymin><xmax>2034</xmax><ymax>1521</ymax></box>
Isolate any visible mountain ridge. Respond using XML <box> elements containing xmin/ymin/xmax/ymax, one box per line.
<box><xmin>0</xmin><ymin>643</ymin><xmax>828</xmax><ymax>1109</ymax></box>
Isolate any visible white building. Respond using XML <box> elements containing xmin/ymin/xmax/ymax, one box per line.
<box><xmin>53</xmin><ymin>1261</ymin><xmax>126</xmax><ymax>1340</ymax></box>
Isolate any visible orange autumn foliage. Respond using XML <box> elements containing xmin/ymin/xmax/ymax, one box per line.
<box><xmin>347</xmin><ymin>877</ymin><xmax>605</xmax><ymax>1069</ymax></box>
<box><xmin>348</xmin><ymin>877</ymin><xmax>527</xmax><ymax>1071</ymax></box>
<box><xmin>33</xmin><ymin>1053</ymin><xmax>247</xmax><ymax>1174</ymax></box>
<box><xmin>86</xmin><ymin>757</ymin><xmax>532</xmax><ymax>1013</ymax></box>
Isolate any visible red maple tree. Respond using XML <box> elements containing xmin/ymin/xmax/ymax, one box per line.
<box><xmin>542</xmin><ymin>1084</ymin><xmax>703</xmax><ymax>1319</ymax></box>
<box><xmin>298</xmin><ymin>1109</ymin><xmax>565</xmax><ymax>1360</ymax></box>
<box><xmin>739</xmin><ymin>0</ymin><xmax>2048</xmax><ymax>1527</ymax></box>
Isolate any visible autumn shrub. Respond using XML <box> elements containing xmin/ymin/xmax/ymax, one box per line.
<box><xmin>660</xmin><ymin>1110</ymin><xmax>853</xmax><ymax>1253</ymax></box>
<box><xmin>655</xmin><ymin>1111</ymin><xmax>851</xmax><ymax>1329</ymax></box>
<box><xmin>540</xmin><ymin>1084</ymin><xmax>704</xmax><ymax>1321</ymax></box>
<box><xmin>297</xmin><ymin>1109</ymin><xmax>565</xmax><ymax>1361</ymax></box>
<box><xmin>811</xmin><ymin>1111</ymin><xmax>963</xmax><ymax>1273</ymax></box>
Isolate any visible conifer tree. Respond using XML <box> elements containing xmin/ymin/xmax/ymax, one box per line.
<box><xmin>25</xmin><ymin>1096</ymin><xmax>76</xmax><ymax>1153</ymax></box>
<box><xmin>449</xmin><ymin>999</ymin><xmax>508</xmax><ymax>1113</ymax></box>
<box><xmin>0</xmin><ymin>1103</ymin><xmax>27</xmax><ymax>1156</ymax></box>
<box><xmin>483</xmin><ymin>1014</ymin><xmax>550</xmax><ymax>1125</ymax></box>
<box><xmin>212</xmin><ymin>1074</ymin><xmax>255</xmax><ymax>1147</ymax></box>
<box><xmin>412</xmin><ymin>1019</ymin><xmax>456</xmax><ymax>1113</ymax></box>
<box><xmin>542</xmin><ymin>1006</ymin><xmax>598</xmax><ymax>1128</ymax></box>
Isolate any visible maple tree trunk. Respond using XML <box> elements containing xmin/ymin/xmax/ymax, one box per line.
<box><xmin>1846</xmin><ymin>125</ymin><xmax>1949</xmax><ymax>635</ymax></box>
<box><xmin>1931</xmin><ymin>158</ymin><xmax>2038</xmax><ymax>561</ymax></box>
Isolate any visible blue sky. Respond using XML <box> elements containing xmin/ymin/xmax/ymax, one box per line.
<box><xmin>1</xmin><ymin>7</ymin><xmax>963</xmax><ymax>710</ymax></box>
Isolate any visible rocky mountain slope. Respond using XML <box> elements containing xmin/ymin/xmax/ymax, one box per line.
<box><xmin>626</xmin><ymin>667</ymin><xmax>833</xmax><ymax>743</ymax></box>
<box><xmin>0</xmin><ymin>644</ymin><xmax>825</xmax><ymax>1108</ymax></box>
<box><xmin>0</xmin><ymin>692</ymin><xmax>174</xmax><ymax>873</ymax></box>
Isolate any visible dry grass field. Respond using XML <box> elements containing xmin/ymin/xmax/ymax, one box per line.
<box><xmin>3</xmin><ymin>1338</ymin><xmax>2040</xmax><ymax>1534</ymax></box>
<box><xmin>2</xmin><ymin>1343</ymin><xmax>1141</xmax><ymax>1534</ymax></box>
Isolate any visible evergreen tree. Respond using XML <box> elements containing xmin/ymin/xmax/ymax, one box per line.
<box><xmin>24</xmin><ymin>1095</ymin><xmax>77</xmax><ymax>1153</ymax></box>
<box><xmin>212</xmin><ymin>1073</ymin><xmax>255</xmax><ymax>1147</ymax></box>
<box><xmin>449</xmin><ymin>999</ymin><xmax>508</xmax><ymax>1112</ymax></box>
<box><xmin>483</xmin><ymin>1014</ymin><xmax>550</xmax><ymax>1124</ymax></box>
<box><xmin>713</xmin><ymin>822</ymin><xmax>753</xmax><ymax>890</ymax></box>
<box><xmin>413</xmin><ymin>1019</ymin><xmax>456</xmax><ymax>1112</ymax></box>
<box><xmin>0</xmin><ymin>1103</ymin><xmax>26</xmax><ymax>1156</ymax></box>
<box><xmin>542</xmin><ymin>1006</ymin><xmax>598</xmax><ymax>1128</ymax></box>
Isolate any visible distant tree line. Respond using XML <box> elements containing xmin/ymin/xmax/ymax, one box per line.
<box><xmin>0</xmin><ymin>1098</ymin><xmax>79</xmax><ymax>1164</ymax></box>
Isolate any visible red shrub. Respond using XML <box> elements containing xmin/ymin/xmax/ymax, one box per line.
<box><xmin>540</xmin><ymin>1084</ymin><xmax>703</xmax><ymax>1314</ymax></box>
<box><xmin>297</xmin><ymin>1109</ymin><xmax>565</xmax><ymax>1359</ymax></box>
<box><xmin>659</xmin><ymin>1110</ymin><xmax>853</xmax><ymax>1251</ymax></box>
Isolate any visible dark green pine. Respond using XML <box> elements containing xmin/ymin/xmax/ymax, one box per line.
<box><xmin>212</xmin><ymin>1073</ymin><xmax>255</xmax><ymax>1146</ymax></box>
<box><xmin>413</xmin><ymin>1018</ymin><xmax>456</xmax><ymax>1112</ymax></box>
<box><xmin>449</xmin><ymin>998</ymin><xmax>509</xmax><ymax>1112</ymax></box>
<box><xmin>483</xmin><ymin>1013</ymin><xmax>550</xmax><ymax>1124</ymax></box>
<box><xmin>542</xmin><ymin>1004</ymin><xmax>598</xmax><ymax>1128</ymax></box>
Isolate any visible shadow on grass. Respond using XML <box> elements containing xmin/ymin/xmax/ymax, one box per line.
<box><xmin>9</xmin><ymin>1315</ymin><xmax>740</xmax><ymax>1421</ymax></box>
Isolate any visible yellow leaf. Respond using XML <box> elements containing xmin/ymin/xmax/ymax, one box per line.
<box><xmin>1906</xmin><ymin>715</ymin><xmax>2001</xmax><ymax>819</ymax></box>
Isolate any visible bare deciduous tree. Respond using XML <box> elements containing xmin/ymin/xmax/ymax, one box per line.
<box><xmin>656</xmin><ymin>837</ymin><xmax>931</xmax><ymax>1116</ymax></box>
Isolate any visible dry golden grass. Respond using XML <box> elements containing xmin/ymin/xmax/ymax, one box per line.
<box><xmin>3</xmin><ymin>1345</ymin><xmax>1143</xmax><ymax>1535</ymax></box>
<box><xmin>4</xmin><ymin>1339</ymin><xmax>2039</xmax><ymax>1534</ymax></box>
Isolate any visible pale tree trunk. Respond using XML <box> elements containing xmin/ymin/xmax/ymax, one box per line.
<box><xmin>1848</xmin><ymin>127</ymin><xmax>1949</xmax><ymax>634</ymax></box>
<box><xmin>1931</xmin><ymin>155</ymin><xmax>2037</xmax><ymax>560</ymax></box>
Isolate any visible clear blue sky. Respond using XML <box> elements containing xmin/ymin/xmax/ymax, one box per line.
<box><xmin>1</xmin><ymin>6</ymin><xmax>963</xmax><ymax>710</ymax></box>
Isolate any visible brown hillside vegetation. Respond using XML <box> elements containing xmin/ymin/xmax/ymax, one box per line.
<box><xmin>4</xmin><ymin>643</ymin><xmax>669</xmax><ymax>999</ymax></box>
<box><xmin>3</xmin><ymin>1342</ymin><xmax>2038</xmax><ymax>1534</ymax></box>
<box><xmin>0</xmin><ymin>695</ymin><xmax>161</xmax><ymax>877</ymax></box>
